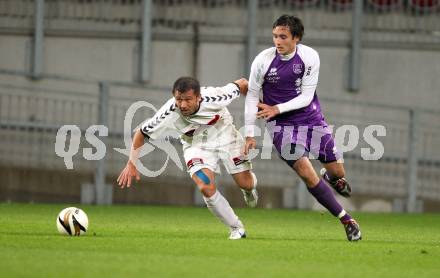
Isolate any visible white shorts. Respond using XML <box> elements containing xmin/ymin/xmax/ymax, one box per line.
<box><xmin>182</xmin><ymin>124</ymin><xmax>252</xmax><ymax>177</ymax></box>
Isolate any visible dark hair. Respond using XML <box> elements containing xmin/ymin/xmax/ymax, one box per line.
<box><xmin>172</xmin><ymin>77</ymin><xmax>200</xmax><ymax>96</ymax></box>
<box><xmin>273</xmin><ymin>15</ymin><xmax>304</xmax><ymax>41</ymax></box>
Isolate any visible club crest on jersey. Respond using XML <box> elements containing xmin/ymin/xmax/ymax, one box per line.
<box><xmin>293</xmin><ymin>63</ymin><xmax>303</xmax><ymax>74</ymax></box>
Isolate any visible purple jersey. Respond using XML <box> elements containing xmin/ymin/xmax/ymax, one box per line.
<box><xmin>246</xmin><ymin>45</ymin><xmax>340</xmax><ymax>163</ymax></box>
<box><xmin>245</xmin><ymin>44</ymin><xmax>325</xmax><ymax>137</ymax></box>
<box><xmin>262</xmin><ymin>50</ymin><xmax>324</xmax><ymax>126</ymax></box>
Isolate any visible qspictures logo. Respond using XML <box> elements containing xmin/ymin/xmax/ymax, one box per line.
<box><xmin>54</xmin><ymin>101</ymin><xmax>386</xmax><ymax>177</ymax></box>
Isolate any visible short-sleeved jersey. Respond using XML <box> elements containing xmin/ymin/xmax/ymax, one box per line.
<box><xmin>140</xmin><ymin>83</ymin><xmax>241</xmax><ymax>142</ymax></box>
<box><xmin>245</xmin><ymin>44</ymin><xmax>324</xmax><ymax>137</ymax></box>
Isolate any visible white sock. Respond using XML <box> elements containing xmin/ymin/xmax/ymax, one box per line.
<box><xmin>203</xmin><ymin>190</ymin><xmax>243</xmax><ymax>229</ymax></box>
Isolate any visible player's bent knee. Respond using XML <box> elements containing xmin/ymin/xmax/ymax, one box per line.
<box><xmin>293</xmin><ymin>161</ymin><xmax>319</xmax><ymax>186</ymax></box>
<box><xmin>193</xmin><ymin>170</ymin><xmax>216</xmax><ymax>197</ymax></box>
<box><xmin>293</xmin><ymin>161</ymin><xmax>311</xmax><ymax>178</ymax></box>
<box><xmin>199</xmin><ymin>184</ymin><xmax>216</xmax><ymax>197</ymax></box>
<box><xmin>195</xmin><ymin>169</ymin><xmax>211</xmax><ymax>185</ymax></box>
<box><xmin>235</xmin><ymin>171</ymin><xmax>256</xmax><ymax>191</ymax></box>
<box><xmin>242</xmin><ymin>171</ymin><xmax>257</xmax><ymax>190</ymax></box>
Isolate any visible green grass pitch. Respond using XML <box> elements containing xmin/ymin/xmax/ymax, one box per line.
<box><xmin>1</xmin><ymin>203</ymin><xmax>439</xmax><ymax>277</ymax></box>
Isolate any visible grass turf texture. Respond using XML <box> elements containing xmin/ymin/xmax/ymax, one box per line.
<box><xmin>1</xmin><ymin>203</ymin><xmax>439</xmax><ymax>277</ymax></box>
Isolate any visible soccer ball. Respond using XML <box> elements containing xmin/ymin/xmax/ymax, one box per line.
<box><xmin>56</xmin><ymin>207</ymin><xmax>89</xmax><ymax>236</ymax></box>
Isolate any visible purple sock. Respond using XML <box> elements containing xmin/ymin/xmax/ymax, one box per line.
<box><xmin>307</xmin><ymin>179</ymin><xmax>351</xmax><ymax>222</ymax></box>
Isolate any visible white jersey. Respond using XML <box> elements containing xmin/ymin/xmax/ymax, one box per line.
<box><xmin>140</xmin><ymin>82</ymin><xmax>251</xmax><ymax>176</ymax></box>
<box><xmin>140</xmin><ymin>83</ymin><xmax>241</xmax><ymax>143</ymax></box>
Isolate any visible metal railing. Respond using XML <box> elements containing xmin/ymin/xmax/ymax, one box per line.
<box><xmin>1</xmin><ymin>77</ymin><xmax>439</xmax><ymax>211</ymax></box>
<box><xmin>0</xmin><ymin>0</ymin><xmax>439</xmax><ymax>45</ymax></box>
<box><xmin>1</xmin><ymin>1</ymin><xmax>439</xmax><ymax>210</ymax></box>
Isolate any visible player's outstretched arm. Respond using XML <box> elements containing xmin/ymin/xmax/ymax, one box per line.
<box><xmin>117</xmin><ymin>130</ymin><xmax>145</xmax><ymax>189</ymax></box>
<box><xmin>243</xmin><ymin>137</ymin><xmax>257</xmax><ymax>156</ymax></box>
<box><xmin>205</xmin><ymin>79</ymin><xmax>247</xmax><ymax>107</ymax></box>
<box><xmin>117</xmin><ymin>97</ymin><xmax>177</xmax><ymax>189</ymax></box>
<box><xmin>233</xmin><ymin>78</ymin><xmax>248</xmax><ymax>96</ymax></box>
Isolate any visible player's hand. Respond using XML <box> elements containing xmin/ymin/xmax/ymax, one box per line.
<box><xmin>117</xmin><ymin>161</ymin><xmax>140</xmax><ymax>189</ymax></box>
<box><xmin>256</xmin><ymin>103</ymin><xmax>280</xmax><ymax>120</ymax></box>
<box><xmin>233</xmin><ymin>78</ymin><xmax>248</xmax><ymax>95</ymax></box>
<box><xmin>243</xmin><ymin>137</ymin><xmax>257</xmax><ymax>156</ymax></box>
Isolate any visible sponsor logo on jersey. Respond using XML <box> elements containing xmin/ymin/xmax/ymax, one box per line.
<box><xmin>306</xmin><ymin>66</ymin><xmax>312</xmax><ymax>76</ymax></box>
<box><xmin>266</xmin><ymin>67</ymin><xmax>280</xmax><ymax>83</ymax></box>
<box><xmin>268</xmin><ymin>67</ymin><xmax>278</xmax><ymax>76</ymax></box>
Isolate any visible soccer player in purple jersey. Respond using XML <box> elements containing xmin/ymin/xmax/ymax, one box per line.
<box><xmin>244</xmin><ymin>15</ymin><xmax>361</xmax><ymax>241</ymax></box>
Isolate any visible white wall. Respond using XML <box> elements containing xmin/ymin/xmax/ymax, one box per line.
<box><xmin>150</xmin><ymin>40</ymin><xmax>194</xmax><ymax>87</ymax></box>
<box><xmin>0</xmin><ymin>35</ymin><xmax>30</xmax><ymax>72</ymax></box>
<box><xmin>45</xmin><ymin>37</ymin><xmax>136</xmax><ymax>82</ymax></box>
<box><xmin>315</xmin><ymin>46</ymin><xmax>440</xmax><ymax>110</ymax></box>
<box><xmin>197</xmin><ymin>42</ymin><xmax>245</xmax><ymax>86</ymax></box>
<box><xmin>1</xmin><ymin>34</ymin><xmax>440</xmax><ymax>110</ymax></box>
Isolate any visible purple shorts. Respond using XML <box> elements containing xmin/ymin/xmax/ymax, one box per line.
<box><xmin>269</xmin><ymin>122</ymin><xmax>341</xmax><ymax>165</ymax></box>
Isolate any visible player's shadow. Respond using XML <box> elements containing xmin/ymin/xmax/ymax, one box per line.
<box><xmin>246</xmin><ymin>236</ymin><xmax>438</xmax><ymax>246</ymax></box>
<box><xmin>245</xmin><ymin>236</ymin><xmax>342</xmax><ymax>242</ymax></box>
<box><xmin>1</xmin><ymin>231</ymin><xmax>73</xmax><ymax>237</ymax></box>
<box><xmin>4</xmin><ymin>231</ymin><xmax>437</xmax><ymax>246</ymax></box>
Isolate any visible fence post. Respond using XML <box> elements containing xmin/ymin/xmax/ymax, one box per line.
<box><xmin>95</xmin><ymin>82</ymin><xmax>111</xmax><ymax>204</ymax></box>
<box><xmin>245</xmin><ymin>0</ymin><xmax>258</xmax><ymax>78</ymax></box>
<box><xmin>407</xmin><ymin>109</ymin><xmax>419</xmax><ymax>212</ymax></box>
<box><xmin>31</xmin><ymin>0</ymin><xmax>45</xmax><ymax>79</ymax></box>
<box><xmin>140</xmin><ymin>0</ymin><xmax>152</xmax><ymax>83</ymax></box>
<box><xmin>348</xmin><ymin>0</ymin><xmax>362</xmax><ymax>92</ymax></box>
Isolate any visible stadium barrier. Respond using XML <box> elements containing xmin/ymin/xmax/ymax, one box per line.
<box><xmin>0</xmin><ymin>77</ymin><xmax>439</xmax><ymax>211</ymax></box>
<box><xmin>0</xmin><ymin>0</ymin><xmax>439</xmax><ymax>211</ymax></box>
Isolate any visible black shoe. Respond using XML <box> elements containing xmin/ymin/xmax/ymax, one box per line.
<box><xmin>343</xmin><ymin>219</ymin><xmax>362</xmax><ymax>241</ymax></box>
<box><xmin>320</xmin><ymin>168</ymin><xmax>352</xmax><ymax>198</ymax></box>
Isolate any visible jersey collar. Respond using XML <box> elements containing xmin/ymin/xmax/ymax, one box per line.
<box><xmin>279</xmin><ymin>46</ymin><xmax>297</xmax><ymax>61</ymax></box>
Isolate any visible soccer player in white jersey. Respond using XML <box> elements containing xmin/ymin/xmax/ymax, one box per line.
<box><xmin>244</xmin><ymin>15</ymin><xmax>361</xmax><ymax>241</ymax></box>
<box><xmin>118</xmin><ymin>77</ymin><xmax>258</xmax><ymax>240</ymax></box>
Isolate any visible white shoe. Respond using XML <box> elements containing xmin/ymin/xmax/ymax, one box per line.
<box><xmin>242</xmin><ymin>188</ymin><xmax>258</xmax><ymax>208</ymax></box>
<box><xmin>229</xmin><ymin>227</ymin><xmax>246</xmax><ymax>240</ymax></box>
